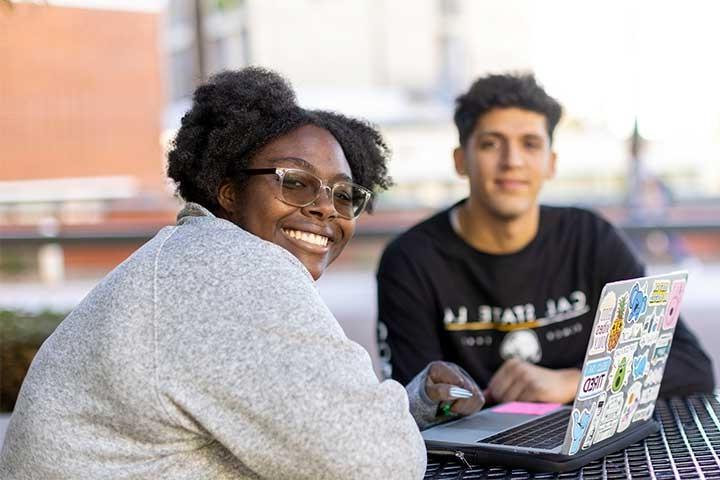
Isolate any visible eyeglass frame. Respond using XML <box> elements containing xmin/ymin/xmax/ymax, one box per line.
<box><xmin>238</xmin><ymin>167</ymin><xmax>373</xmax><ymax>219</ymax></box>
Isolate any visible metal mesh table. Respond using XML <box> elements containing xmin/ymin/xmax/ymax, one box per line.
<box><xmin>425</xmin><ymin>394</ymin><xmax>720</xmax><ymax>479</ymax></box>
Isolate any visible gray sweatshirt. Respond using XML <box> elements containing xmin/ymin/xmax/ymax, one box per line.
<box><xmin>0</xmin><ymin>203</ymin><xmax>428</xmax><ymax>479</ymax></box>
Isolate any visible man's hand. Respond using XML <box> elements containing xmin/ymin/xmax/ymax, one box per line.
<box><xmin>425</xmin><ymin>361</ymin><xmax>484</xmax><ymax>416</ymax></box>
<box><xmin>486</xmin><ymin>358</ymin><xmax>580</xmax><ymax>404</ymax></box>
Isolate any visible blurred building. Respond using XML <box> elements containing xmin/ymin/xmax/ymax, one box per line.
<box><xmin>0</xmin><ymin>1</ymin><xmax>176</xmax><ymax>281</ymax></box>
<box><xmin>2</xmin><ymin>0</ymin><xmax>720</xmax><ymax>284</ymax></box>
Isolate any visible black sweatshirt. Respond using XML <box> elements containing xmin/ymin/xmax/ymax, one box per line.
<box><xmin>376</xmin><ymin>202</ymin><xmax>714</xmax><ymax>398</ymax></box>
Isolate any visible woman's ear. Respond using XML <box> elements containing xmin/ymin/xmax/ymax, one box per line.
<box><xmin>217</xmin><ymin>180</ymin><xmax>237</xmax><ymax>214</ymax></box>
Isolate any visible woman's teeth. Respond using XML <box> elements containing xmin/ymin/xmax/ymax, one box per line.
<box><xmin>283</xmin><ymin>229</ymin><xmax>329</xmax><ymax>247</ymax></box>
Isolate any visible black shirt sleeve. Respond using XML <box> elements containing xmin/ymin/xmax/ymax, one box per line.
<box><xmin>593</xmin><ymin>212</ymin><xmax>715</xmax><ymax>396</ymax></box>
<box><xmin>377</xmin><ymin>239</ymin><xmax>443</xmax><ymax>385</ymax></box>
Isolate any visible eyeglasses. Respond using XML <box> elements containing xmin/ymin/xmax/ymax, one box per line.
<box><xmin>240</xmin><ymin>168</ymin><xmax>372</xmax><ymax>219</ymax></box>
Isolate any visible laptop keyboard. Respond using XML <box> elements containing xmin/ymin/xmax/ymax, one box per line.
<box><xmin>482</xmin><ymin>408</ymin><xmax>570</xmax><ymax>450</ymax></box>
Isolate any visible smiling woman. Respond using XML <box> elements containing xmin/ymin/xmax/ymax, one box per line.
<box><xmin>0</xmin><ymin>67</ymin><xmax>483</xmax><ymax>480</ymax></box>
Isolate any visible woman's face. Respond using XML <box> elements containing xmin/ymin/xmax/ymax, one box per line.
<box><xmin>219</xmin><ymin>125</ymin><xmax>356</xmax><ymax>280</ymax></box>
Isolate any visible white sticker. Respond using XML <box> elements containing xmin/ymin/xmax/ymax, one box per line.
<box><xmin>640</xmin><ymin>384</ymin><xmax>661</xmax><ymax>404</ymax></box>
<box><xmin>582</xmin><ymin>392</ymin><xmax>607</xmax><ymax>450</ymax></box>
<box><xmin>652</xmin><ymin>334</ymin><xmax>672</xmax><ymax>365</ymax></box>
<box><xmin>639</xmin><ymin>309</ymin><xmax>661</xmax><ymax>348</ymax></box>
<box><xmin>617</xmin><ymin>381</ymin><xmax>643</xmax><ymax>432</ymax></box>
<box><xmin>633</xmin><ymin>404</ymin><xmax>655</xmax><ymax>422</ymax></box>
<box><xmin>593</xmin><ymin>392</ymin><xmax>624</xmax><ymax>445</ymax></box>
<box><xmin>590</xmin><ymin>291</ymin><xmax>616</xmax><ymax>355</ymax></box>
<box><xmin>578</xmin><ymin>356</ymin><xmax>612</xmax><ymax>400</ymax></box>
<box><xmin>645</xmin><ymin>365</ymin><xmax>664</xmax><ymax>386</ymax></box>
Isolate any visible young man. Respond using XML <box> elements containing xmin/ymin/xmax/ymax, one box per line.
<box><xmin>377</xmin><ymin>73</ymin><xmax>714</xmax><ymax>404</ymax></box>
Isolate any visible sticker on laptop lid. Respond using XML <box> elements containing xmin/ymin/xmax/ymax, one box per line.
<box><xmin>633</xmin><ymin>403</ymin><xmax>655</xmax><ymax>422</ymax></box>
<box><xmin>644</xmin><ymin>364</ymin><xmax>664</xmax><ymax>386</ymax></box>
<box><xmin>617</xmin><ymin>381</ymin><xmax>642</xmax><ymax>432</ymax></box>
<box><xmin>649</xmin><ymin>280</ymin><xmax>671</xmax><ymax>306</ymax></box>
<box><xmin>609</xmin><ymin>342</ymin><xmax>637</xmax><ymax>393</ymax></box>
<box><xmin>627</xmin><ymin>283</ymin><xmax>649</xmax><ymax>323</ymax></box>
<box><xmin>592</xmin><ymin>392</ymin><xmax>624</xmax><ymax>445</ymax></box>
<box><xmin>607</xmin><ymin>293</ymin><xmax>628</xmax><ymax>352</ymax></box>
<box><xmin>640</xmin><ymin>384</ymin><xmax>660</xmax><ymax>404</ymax></box>
<box><xmin>491</xmin><ymin>401</ymin><xmax>562</xmax><ymax>416</ymax></box>
<box><xmin>569</xmin><ymin>407</ymin><xmax>592</xmax><ymax>455</ymax></box>
<box><xmin>581</xmin><ymin>392</ymin><xmax>607</xmax><ymax>450</ymax></box>
<box><xmin>578</xmin><ymin>356</ymin><xmax>612</xmax><ymax>400</ymax></box>
<box><xmin>589</xmin><ymin>291</ymin><xmax>616</xmax><ymax>355</ymax></box>
<box><xmin>639</xmin><ymin>309</ymin><xmax>661</xmax><ymax>347</ymax></box>
<box><xmin>632</xmin><ymin>350</ymin><xmax>650</xmax><ymax>381</ymax></box>
<box><xmin>651</xmin><ymin>334</ymin><xmax>672</xmax><ymax>365</ymax></box>
<box><xmin>662</xmin><ymin>280</ymin><xmax>686</xmax><ymax>330</ymax></box>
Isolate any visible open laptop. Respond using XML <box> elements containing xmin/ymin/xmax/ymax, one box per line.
<box><xmin>422</xmin><ymin>271</ymin><xmax>689</xmax><ymax>472</ymax></box>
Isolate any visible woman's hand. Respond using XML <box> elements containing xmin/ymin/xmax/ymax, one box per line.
<box><xmin>425</xmin><ymin>361</ymin><xmax>484</xmax><ymax>416</ymax></box>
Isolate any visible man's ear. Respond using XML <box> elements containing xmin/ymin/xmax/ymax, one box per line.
<box><xmin>546</xmin><ymin>151</ymin><xmax>558</xmax><ymax>179</ymax></box>
<box><xmin>216</xmin><ymin>180</ymin><xmax>237</xmax><ymax>214</ymax></box>
<box><xmin>453</xmin><ymin>147</ymin><xmax>468</xmax><ymax>176</ymax></box>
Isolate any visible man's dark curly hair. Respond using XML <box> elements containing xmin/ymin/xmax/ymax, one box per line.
<box><xmin>454</xmin><ymin>73</ymin><xmax>562</xmax><ymax>147</ymax></box>
<box><xmin>167</xmin><ymin>67</ymin><xmax>392</xmax><ymax>213</ymax></box>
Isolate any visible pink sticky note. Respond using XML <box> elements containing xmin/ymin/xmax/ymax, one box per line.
<box><xmin>491</xmin><ymin>401</ymin><xmax>563</xmax><ymax>415</ymax></box>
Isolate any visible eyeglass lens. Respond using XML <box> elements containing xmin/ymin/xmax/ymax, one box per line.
<box><xmin>279</xmin><ymin>170</ymin><xmax>368</xmax><ymax>218</ymax></box>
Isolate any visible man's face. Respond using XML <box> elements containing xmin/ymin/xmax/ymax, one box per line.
<box><xmin>454</xmin><ymin>107</ymin><xmax>557</xmax><ymax>221</ymax></box>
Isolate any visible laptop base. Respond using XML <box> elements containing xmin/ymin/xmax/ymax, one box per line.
<box><xmin>426</xmin><ymin>419</ymin><xmax>659</xmax><ymax>472</ymax></box>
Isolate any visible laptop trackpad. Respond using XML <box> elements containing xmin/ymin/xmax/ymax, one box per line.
<box><xmin>423</xmin><ymin>410</ymin><xmax>538</xmax><ymax>443</ymax></box>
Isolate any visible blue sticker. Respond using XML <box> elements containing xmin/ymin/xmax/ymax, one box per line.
<box><xmin>569</xmin><ymin>408</ymin><xmax>592</xmax><ymax>455</ymax></box>
<box><xmin>632</xmin><ymin>352</ymin><xmax>649</xmax><ymax>380</ymax></box>
<box><xmin>628</xmin><ymin>283</ymin><xmax>648</xmax><ymax>323</ymax></box>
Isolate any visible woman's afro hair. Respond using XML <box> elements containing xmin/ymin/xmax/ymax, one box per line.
<box><xmin>167</xmin><ymin>67</ymin><xmax>393</xmax><ymax>212</ymax></box>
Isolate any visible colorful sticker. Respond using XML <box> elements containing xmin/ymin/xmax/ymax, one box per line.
<box><xmin>592</xmin><ymin>392</ymin><xmax>624</xmax><ymax>445</ymax></box>
<box><xmin>627</xmin><ymin>283</ymin><xmax>649</xmax><ymax>323</ymax></box>
<box><xmin>617</xmin><ymin>381</ymin><xmax>643</xmax><ymax>432</ymax></box>
<box><xmin>581</xmin><ymin>392</ymin><xmax>607</xmax><ymax>450</ymax></box>
<box><xmin>633</xmin><ymin>404</ymin><xmax>655</xmax><ymax>422</ymax></box>
<box><xmin>652</xmin><ymin>334</ymin><xmax>672</xmax><ymax>365</ymax></box>
<box><xmin>639</xmin><ymin>309</ymin><xmax>661</xmax><ymax>348</ymax></box>
<box><xmin>640</xmin><ymin>384</ymin><xmax>661</xmax><ymax>404</ymax></box>
<box><xmin>569</xmin><ymin>408</ymin><xmax>592</xmax><ymax>455</ymax></box>
<box><xmin>607</xmin><ymin>293</ymin><xmax>627</xmax><ymax>352</ymax></box>
<box><xmin>619</xmin><ymin>322</ymin><xmax>642</xmax><ymax>344</ymax></box>
<box><xmin>632</xmin><ymin>350</ymin><xmax>650</xmax><ymax>381</ymax></box>
<box><xmin>644</xmin><ymin>365</ymin><xmax>664</xmax><ymax>386</ymax></box>
<box><xmin>662</xmin><ymin>280</ymin><xmax>686</xmax><ymax>330</ymax></box>
<box><xmin>649</xmin><ymin>280</ymin><xmax>671</xmax><ymax>306</ymax></box>
<box><xmin>590</xmin><ymin>291</ymin><xmax>616</xmax><ymax>355</ymax></box>
<box><xmin>609</xmin><ymin>342</ymin><xmax>638</xmax><ymax>393</ymax></box>
<box><xmin>578</xmin><ymin>356</ymin><xmax>612</xmax><ymax>400</ymax></box>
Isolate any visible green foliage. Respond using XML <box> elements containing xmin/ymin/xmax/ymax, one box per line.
<box><xmin>0</xmin><ymin>309</ymin><xmax>68</xmax><ymax>412</ymax></box>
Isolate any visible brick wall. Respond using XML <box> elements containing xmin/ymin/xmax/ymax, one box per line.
<box><xmin>0</xmin><ymin>3</ymin><xmax>166</xmax><ymax>191</ymax></box>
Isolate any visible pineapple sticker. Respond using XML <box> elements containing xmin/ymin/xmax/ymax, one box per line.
<box><xmin>607</xmin><ymin>293</ymin><xmax>627</xmax><ymax>351</ymax></box>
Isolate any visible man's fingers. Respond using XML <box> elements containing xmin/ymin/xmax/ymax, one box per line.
<box><xmin>487</xmin><ymin>358</ymin><xmax>524</xmax><ymax>402</ymax></box>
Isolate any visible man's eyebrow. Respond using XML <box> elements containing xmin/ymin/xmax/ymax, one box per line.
<box><xmin>476</xmin><ymin>131</ymin><xmax>546</xmax><ymax>141</ymax></box>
